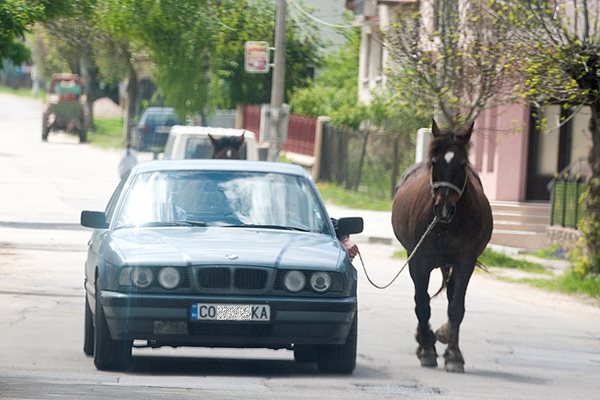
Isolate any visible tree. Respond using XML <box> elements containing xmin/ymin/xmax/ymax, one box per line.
<box><xmin>212</xmin><ymin>0</ymin><xmax>322</xmax><ymax>110</ymax></box>
<box><xmin>289</xmin><ymin>26</ymin><xmax>367</xmax><ymax>129</ymax></box>
<box><xmin>384</xmin><ymin>0</ymin><xmax>519</xmax><ymax>130</ymax></box>
<box><xmin>0</xmin><ymin>0</ymin><xmax>70</xmax><ymax>67</ymax></box>
<box><xmin>43</xmin><ymin>1</ymin><xmax>107</xmax><ymax>132</ymax></box>
<box><xmin>492</xmin><ymin>0</ymin><xmax>600</xmax><ymax>274</ymax></box>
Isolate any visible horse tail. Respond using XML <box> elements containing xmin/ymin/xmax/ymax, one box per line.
<box><xmin>433</xmin><ymin>261</ymin><xmax>488</xmax><ymax>298</ymax></box>
<box><xmin>476</xmin><ymin>260</ymin><xmax>489</xmax><ymax>272</ymax></box>
<box><xmin>432</xmin><ymin>264</ymin><xmax>452</xmax><ymax>298</ymax></box>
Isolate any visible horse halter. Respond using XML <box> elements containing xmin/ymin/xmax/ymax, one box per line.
<box><xmin>430</xmin><ymin>167</ymin><xmax>468</xmax><ymax>199</ymax></box>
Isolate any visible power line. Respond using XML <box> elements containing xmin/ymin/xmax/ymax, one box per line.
<box><xmin>210</xmin><ymin>10</ymin><xmax>237</xmax><ymax>31</ymax></box>
<box><xmin>287</xmin><ymin>0</ymin><xmax>355</xmax><ymax>29</ymax></box>
<box><xmin>286</xmin><ymin>2</ymin><xmax>331</xmax><ymax>53</ymax></box>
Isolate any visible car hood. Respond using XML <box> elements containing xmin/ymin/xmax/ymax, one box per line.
<box><xmin>102</xmin><ymin>227</ymin><xmax>345</xmax><ymax>270</ymax></box>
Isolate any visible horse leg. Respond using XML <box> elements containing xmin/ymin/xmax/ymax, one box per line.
<box><xmin>410</xmin><ymin>263</ymin><xmax>437</xmax><ymax>368</ymax></box>
<box><xmin>435</xmin><ymin>265</ymin><xmax>453</xmax><ymax>344</ymax></box>
<box><xmin>440</xmin><ymin>262</ymin><xmax>475</xmax><ymax>373</ymax></box>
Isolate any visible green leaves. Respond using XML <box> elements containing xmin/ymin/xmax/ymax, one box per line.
<box><xmin>0</xmin><ymin>0</ymin><xmax>61</xmax><ymax>66</ymax></box>
<box><xmin>289</xmin><ymin>26</ymin><xmax>365</xmax><ymax>129</ymax></box>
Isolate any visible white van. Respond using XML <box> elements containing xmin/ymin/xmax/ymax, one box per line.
<box><xmin>163</xmin><ymin>125</ymin><xmax>259</xmax><ymax>160</ymax></box>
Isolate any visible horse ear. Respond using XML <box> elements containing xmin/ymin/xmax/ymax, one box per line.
<box><xmin>237</xmin><ymin>133</ymin><xmax>245</xmax><ymax>145</ymax></box>
<box><xmin>460</xmin><ymin>121</ymin><xmax>474</xmax><ymax>143</ymax></box>
<box><xmin>208</xmin><ymin>134</ymin><xmax>217</xmax><ymax>145</ymax></box>
<box><xmin>431</xmin><ymin>119</ymin><xmax>442</xmax><ymax>138</ymax></box>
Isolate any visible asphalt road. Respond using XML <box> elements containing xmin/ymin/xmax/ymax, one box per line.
<box><xmin>1</xmin><ymin>93</ymin><xmax>600</xmax><ymax>399</ymax></box>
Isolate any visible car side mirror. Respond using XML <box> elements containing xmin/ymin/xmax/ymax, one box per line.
<box><xmin>336</xmin><ymin>217</ymin><xmax>363</xmax><ymax>237</ymax></box>
<box><xmin>81</xmin><ymin>210</ymin><xmax>109</xmax><ymax>229</ymax></box>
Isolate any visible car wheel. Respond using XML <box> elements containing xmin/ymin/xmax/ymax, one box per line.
<box><xmin>42</xmin><ymin>120</ymin><xmax>49</xmax><ymax>141</ymax></box>
<box><xmin>79</xmin><ymin>128</ymin><xmax>87</xmax><ymax>143</ymax></box>
<box><xmin>293</xmin><ymin>345</ymin><xmax>317</xmax><ymax>363</ymax></box>
<box><xmin>83</xmin><ymin>295</ymin><xmax>94</xmax><ymax>356</ymax></box>
<box><xmin>316</xmin><ymin>312</ymin><xmax>357</xmax><ymax>374</ymax></box>
<box><xmin>93</xmin><ymin>281</ymin><xmax>132</xmax><ymax>371</ymax></box>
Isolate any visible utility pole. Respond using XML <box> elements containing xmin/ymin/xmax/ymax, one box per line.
<box><xmin>267</xmin><ymin>0</ymin><xmax>287</xmax><ymax>161</ymax></box>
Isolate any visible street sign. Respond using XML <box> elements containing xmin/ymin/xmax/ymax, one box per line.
<box><xmin>245</xmin><ymin>41</ymin><xmax>270</xmax><ymax>74</ymax></box>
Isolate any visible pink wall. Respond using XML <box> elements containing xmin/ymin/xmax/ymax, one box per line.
<box><xmin>471</xmin><ymin>103</ymin><xmax>530</xmax><ymax>202</ymax></box>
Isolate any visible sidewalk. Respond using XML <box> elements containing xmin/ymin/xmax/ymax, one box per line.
<box><xmin>326</xmin><ymin>203</ymin><xmax>400</xmax><ymax>247</ymax></box>
<box><xmin>325</xmin><ymin>203</ymin><xmax>573</xmax><ymax>274</ymax></box>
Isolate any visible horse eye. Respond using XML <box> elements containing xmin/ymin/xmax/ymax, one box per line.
<box><xmin>431</xmin><ymin>157</ymin><xmax>438</xmax><ymax>164</ymax></box>
<box><xmin>460</xmin><ymin>160</ymin><xmax>467</xmax><ymax>167</ymax></box>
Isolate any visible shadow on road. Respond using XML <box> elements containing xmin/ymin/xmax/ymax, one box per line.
<box><xmin>128</xmin><ymin>354</ymin><xmax>383</xmax><ymax>379</ymax></box>
<box><xmin>0</xmin><ymin>220</ymin><xmax>85</xmax><ymax>231</ymax></box>
<box><xmin>467</xmin><ymin>368</ymin><xmax>549</xmax><ymax>385</ymax></box>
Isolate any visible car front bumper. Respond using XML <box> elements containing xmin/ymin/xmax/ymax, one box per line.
<box><xmin>99</xmin><ymin>290</ymin><xmax>357</xmax><ymax>349</ymax></box>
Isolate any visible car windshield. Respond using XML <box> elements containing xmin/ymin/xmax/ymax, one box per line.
<box><xmin>113</xmin><ymin>170</ymin><xmax>330</xmax><ymax>234</ymax></box>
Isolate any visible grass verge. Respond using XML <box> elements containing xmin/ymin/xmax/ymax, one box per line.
<box><xmin>478</xmin><ymin>248</ymin><xmax>548</xmax><ymax>273</ymax></box>
<box><xmin>519</xmin><ymin>271</ymin><xmax>600</xmax><ymax>299</ymax></box>
<box><xmin>88</xmin><ymin>117</ymin><xmax>125</xmax><ymax>149</ymax></box>
<box><xmin>316</xmin><ymin>182</ymin><xmax>392</xmax><ymax>211</ymax></box>
<box><xmin>0</xmin><ymin>85</ymin><xmax>46</xmax><ymax>100</ymax></box>
<box><xmin>392</xmin><ymin>248</ymin><xmax>548</xmax><ymax>275</ymax></box>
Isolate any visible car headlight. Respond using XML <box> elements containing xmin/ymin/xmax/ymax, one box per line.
<box><xmin>310</xmin><ymin>272</ymin><xmax>332</xmax><ymax>293</ymax></box>
<box><xmin>158</xmin><ymin>267</ymin><xmax>181</xmax><ymax>290</ymax></box>
<box><xmin>283</xmin><ymin>270</ymin><xmax>306</xmax><ymax>292</ymax></box>
<box><xmin>131</xmin><ymin>267</ymin><xmax>154</xmax><ymax>289</ymax></box>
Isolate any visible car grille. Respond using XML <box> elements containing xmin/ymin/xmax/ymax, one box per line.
<box><xmin>197</xmin><ymin>267</ymin><xmax>268</xmax><ymax>291</ymax></box>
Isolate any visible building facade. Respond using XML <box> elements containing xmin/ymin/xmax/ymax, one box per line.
<box><xmin>352</xmin><ymin>0</ymin><xmax>592</xmax><ymax>203</ymax></box>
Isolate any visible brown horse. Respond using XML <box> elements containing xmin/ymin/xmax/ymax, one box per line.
<box><xmin>209</xmin><ymin>133</ymin><xmax>245</xmax><ymax>159</ymax></box>
<box><xmin>391</xmin><ymin>120</ymin><xmax>493</xmax><ymax>373</ymax></box>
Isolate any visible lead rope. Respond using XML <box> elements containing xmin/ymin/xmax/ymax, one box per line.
<box><xmin>356</xmin><ymin>216</ymin><xmax>439</xmax><ymax>289</ymax></box>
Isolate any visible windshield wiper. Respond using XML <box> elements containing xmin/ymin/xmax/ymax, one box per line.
<box><xmin>116</xmin><ymin>220</ymin><xmax>208</xmax><ymax>229</ymax></box>
<box><xmin>225</xmin><ymin>224</ymin><xmax>310</xmax><ymax>232</ymax></box>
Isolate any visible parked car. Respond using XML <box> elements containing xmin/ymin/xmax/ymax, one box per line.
<box><xmin>133</xmin><ymin>107</ymin><xmax>181</xmax><ymax>152</ymax></box>
<box><xmin>42</xmin><ymin>73</ymin><xmax>88</xmax><ymax>143</ymax></box>
<box><xmin>80</xmin><ymin>160</ymin><xmax>363</xmax><ymax>373</ymax></box>
<box><xmin>163</xmin><ymin>125</ymin><xmax>259</xmax><ymax>160</ymax></box>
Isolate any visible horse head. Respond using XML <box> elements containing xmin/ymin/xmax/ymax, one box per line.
<box><xmin>429</xmin><ymin>119</ymin><xmax>473</xmax><ymax>223</ymax></box>
<box><xmin>209</xmin><ymin>133</ymin><xmax>245</xmax><ymax>159</ymax></box>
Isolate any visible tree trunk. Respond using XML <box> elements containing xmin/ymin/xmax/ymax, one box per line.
<box><xmin>582</xmin><ymin>101</ymin><xmax>600</xmax><ymax>274</ymax></box>
<box><xmin>125</xmin><ymin>66</ymin><xmax>138</xmax><ymax>147</ymax></box>
<box><xmin>391</xmin><ymin>134</ymin><xmax>400</xmax><ymax>199</ymax></box>
<box><xmin>79</xmin><ymin>48</ymin><xmax>101</xmax><ymax>132</ymax></box>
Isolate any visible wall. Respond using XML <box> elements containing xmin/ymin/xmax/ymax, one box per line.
<box><xmin>472</xmin><ymin>103</ymin><xmax>530</xmax><ymax>202</ymax></box>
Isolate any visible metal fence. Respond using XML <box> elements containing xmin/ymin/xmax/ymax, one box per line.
<box><xmin>551</xmin><ymin>178</ymin><xmax>587</xmax><ymax>228</ymax></box>
<box><xmin>204</xmin><ymin>109</ymin><xmax>237</xmax><ymax>129</ymax></box>
<box><xmin>283</xmin><ymin>114</ymin><xmax>316</xmax><ymax>156</ymax></box>
<box><xmin>549</xmin><ymin>158</ymin><xmax>590</xmax><ymax>229</ymax></box>
<box><xmin>318</xmin><ymin>121</ymin><xmax>415</xmax><ymax>198</ymax></box>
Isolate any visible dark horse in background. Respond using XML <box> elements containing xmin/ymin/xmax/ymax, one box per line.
<box><xmin>391</xmin><ymin>120</ymin><xmax>493</xmax><ymax>373</ymax></box>
<box><xmin>209</xmin><ymin>133</ymin><xmax>245</xmax><ymax>159</ymax></box>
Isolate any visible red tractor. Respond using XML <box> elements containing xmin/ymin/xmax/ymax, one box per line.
<box><xmin>42</xmin><ymin>73</ymin><xmax>88</xmax><ymax>143</ymax></box>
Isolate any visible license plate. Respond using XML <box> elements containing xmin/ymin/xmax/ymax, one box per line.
<box><xmin>191</xmin><ymin>304</ymin><xmax>270</xmax><ymax>321</ymax></box>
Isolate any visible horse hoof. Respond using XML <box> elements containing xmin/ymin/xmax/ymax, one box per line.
<box><xmin>435</xmin><ymin>323</ymin><xmax>449</xmax><ymax>344</ymax></box>
<box><xmin>445</xmin><ymin>361</ymin><xmax>464</xmax><ymax>373</ymax></box>
<box><xmin>417</xmin><ymin>350</ymin><xmax>438</xmax><ymax>368</ymax></box>
<box><xmin>420</xmin><ymin>357</ymin><xmax>438</xmax><ymax>368</ymax></box>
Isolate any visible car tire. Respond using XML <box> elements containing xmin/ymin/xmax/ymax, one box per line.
<box><xmin>316</xmin><ymin>312</ymin><xmax>357</xmax><ymax>374</ymax></box>
<box><xmin>42</xmin><ymin>120</ymin><xmax>49</xmax><ymax>142</ymax></box>
<box><xmin>83</xmin><ymin>295</ymin><xmax>94</xmax><ymax>356</ymax></box>
<box><xmin>293</xmin><ymin>345</ymin><xmax>317</xmax><ymax>363</ymax></box>
<box><xmin>79</xmin><ymin>128</ymin><xmax>87</xmax><ymax>143</ymax></box>
<box><xmin>93</xmin><ymin>281</ymin><xmax>132</xmax><ymax>371</ymax></box>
